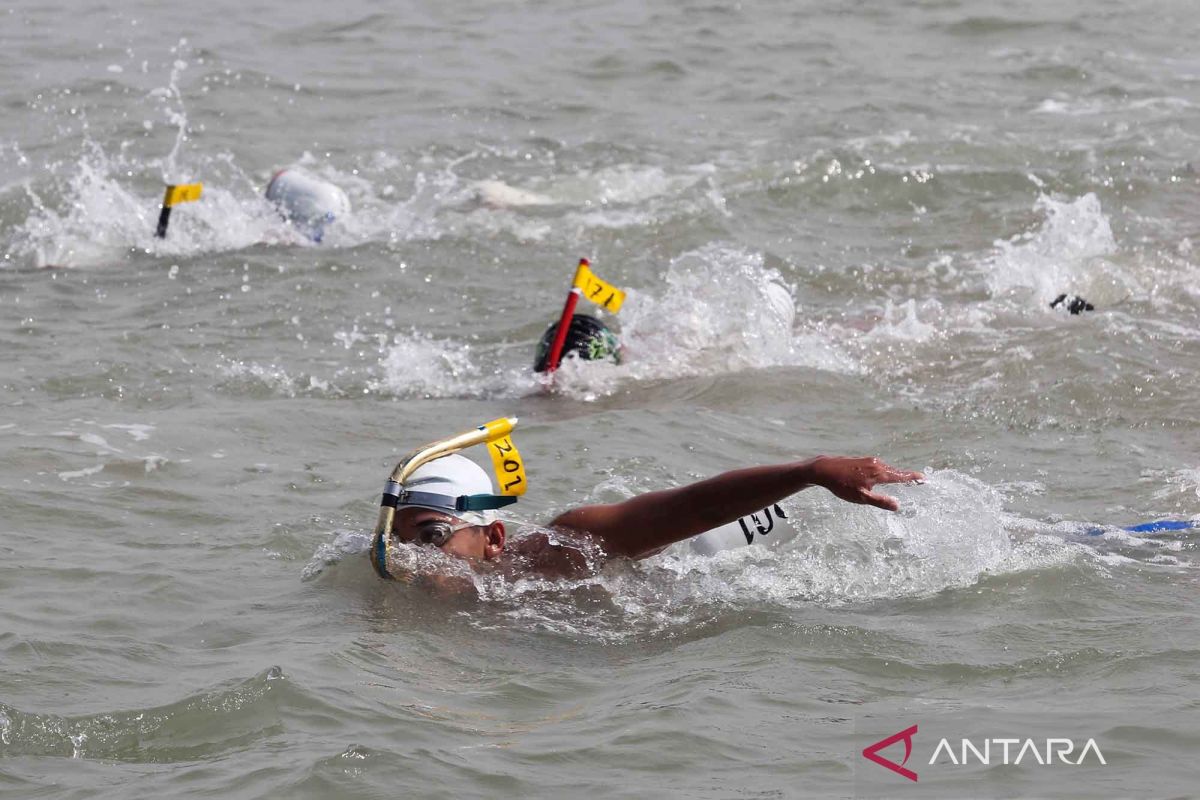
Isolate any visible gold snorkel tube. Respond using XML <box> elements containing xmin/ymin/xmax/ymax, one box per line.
<box><xmin>370</xmin><ymin>417</ymin><xmax>520</xmax><ymax>579</ymax></box>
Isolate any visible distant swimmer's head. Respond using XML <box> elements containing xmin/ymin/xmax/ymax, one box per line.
<box><xmin>533</xmin><ymin>313</ymin><xmax>622</xmax><ymax>373</ymax></box>
<box><xmin>388</xmin><ymin>454</ymin><xmax>507</xmax><ymax>561</ymax></box>
<box><xmin>1050</xmin><ymin>293</ymin><xmax>1095</xmax><ymax>315</ymax></box>
<box><xmin>265</xmin><ymin>167</ymin><xmax>350</xmax><ymax>243</ymax></box>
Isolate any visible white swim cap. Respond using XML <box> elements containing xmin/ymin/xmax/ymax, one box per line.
<box><xmin>265</xmin><ymin>167</ymin><xmax>351</xmax><ymax>243</ymax></box>
<box><xmin>398</xmin><ymin>453</ymin><xmax>502</xmax><ymax>525</ymax></box>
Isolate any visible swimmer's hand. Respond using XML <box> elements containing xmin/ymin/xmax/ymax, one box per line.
<box><xmin>807</xmin><ymin>456</ymin><xmax>924</xmax><ymax>512</ymax></box>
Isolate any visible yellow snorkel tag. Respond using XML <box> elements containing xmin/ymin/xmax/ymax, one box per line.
<box><xmin>155</xmin><ymin>182</ymin><xmax>204</xmax><ymax>239</ymax></box>
<box><xmin>486</xmin><ymin>432</ymin><xmax>527</xmax><ymax>496</ymax></box>
<box><xmin>370</xmin><ymin>417</ymin><xmax>525</xmax><ymax>579</ymax></box>
<box><xmin>164</xmin><ymin>183</ymin><xmax>203</xmax><ymax>207</ymax></box>
<box><xmin>573</xmin><ymin>259</ymin><xmax>626</xmax><ymax>313</ymax></box>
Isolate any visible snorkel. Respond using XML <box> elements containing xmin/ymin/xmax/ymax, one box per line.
<box><xmin>370</xmin><ymin>417</ymin><xmax>525</xmax><ymax>579</ymax></box>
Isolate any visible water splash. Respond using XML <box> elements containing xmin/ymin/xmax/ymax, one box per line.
<box><xmin>7</xmin><ymin>140</ymin><xmax>287</xmax><ymax>267</ymax></box>
<box><xmin>370</xmin><ymin>332</ymin><xmax>505</xmax><ymax>399</ymax></box>
<box><xmin>4</xmin><ymin>69</ymin><xmax>731</xmax><ymax>266</ymax></box>
<box><xmin>149</xmin><ymin>41</ymin><xmax>193</xmax><ymax>181</ymax></box>
<box><xmin>860</xmin><ymin>298</ymin><xmax>942</xmax><ymax>343</ymax></box>
<box><xmin>478</xmin><ymin>470</ymin><xmax>1089</xmax><ymax>641</ymax></box>
<box><xmin>985</xmin><ymin>193</ymin><xmax>1123</xmax><ymax>305</ymax></box>
<box><xmin>216</xmin><ymin>358</ymin><xmax>314</xmax><ymax>398</ymax></box>
<box><xmin>1159</xmin><ymin>467</ymin><xmax>1200</xmax><ymax>501</ymax></box>
<box><xmin>629</xmin><ymin>470</ymin><xmax>1024</xmax><ymax>611</ymax></box>
<box><xmin>362</xmin><ymin>244</ymin><xmax>855</xmax><ymax>401</ymax></box>
<box><xmin>302</xmin><ymin>529</ymin><xmax>373</xmax><ymax>581</ymax></box>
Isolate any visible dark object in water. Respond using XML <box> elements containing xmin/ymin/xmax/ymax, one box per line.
<box><xmin>1050</xmin><ymin>294</ymin><xmax>1094</xmax><ymax>314</ymax></box>
<box><xmin>533</xmin><ymin>313</ymin><xmax>621</xmax><ymax>373</ymax></box>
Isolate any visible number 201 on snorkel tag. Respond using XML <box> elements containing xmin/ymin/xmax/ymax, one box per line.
<box><xmin>487</xmin><ymin>435</ymin><xmax>527</xmax><ymax>495</ymax></box>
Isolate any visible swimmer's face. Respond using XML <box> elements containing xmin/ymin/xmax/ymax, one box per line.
<box><xmin>391</xmin><ymin>507</ymin><xmax>505</xmax><ymax>562</ymax></box>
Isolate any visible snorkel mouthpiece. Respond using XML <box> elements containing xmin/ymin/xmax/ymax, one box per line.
<box><xmin>370</xmin><ymin>417</ymin><xmax>519</xmax><ymax>579</ymax></box>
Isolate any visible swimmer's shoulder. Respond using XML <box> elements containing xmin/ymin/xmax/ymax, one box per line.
<box><xmin>509</xmin><ymin>526</ymin><xmax>603</xmax><ymax>579</ymax></box>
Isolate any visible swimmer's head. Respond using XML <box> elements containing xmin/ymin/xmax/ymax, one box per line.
<box><xmin>533</xmin><ymin>313</ymin><xmax>622</xmax><ymax>373</ymax></box>
<box><xmin>1050</xmin><ymin>293</ymin><xmax>1095</xmax><ymax>315</ymax></box>
<box><xmin>386</xmin><ymin>453</ymin><xmax>508</xmax><ymax>562</ymax></box>
<box><xmin>265</xmin><ymin>167</ymin><xmax>350</xmax><ymax>243</ymax></box>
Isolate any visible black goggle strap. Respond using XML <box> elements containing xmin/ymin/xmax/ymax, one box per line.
<box><xmin>379</xmin><ymin>484</ymin><xmax>518</xmax><ymax>513</ymax></box>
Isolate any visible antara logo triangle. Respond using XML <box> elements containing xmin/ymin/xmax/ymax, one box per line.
<box><xmin>862</xmin><ymin>724</ymin><xmax>919</xmax><ymax>782</ymax></box>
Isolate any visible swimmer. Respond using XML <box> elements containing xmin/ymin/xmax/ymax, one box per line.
<box><xmin>150</xmin><ymin>170</ymin><xmax>348</xmax><ymax>243</ymax></box>
<box><xmin>369</xmin><ymin>436</ymin><xmax>923</xmax><ymax>582</ymax></box>
<box><xmin>471</xmin><ymin>179</ymin><xmax>555</xmax><ymax>209</ymax></box>
<box><xmin>536</xmin><ymin>258</ymin><xmax>626</xmax><ymax>375</ymax></box>
<box><xmin>1050</xmin><ymin>293</ymin><xmax>1094</xmax><ymax>314</ymax></box>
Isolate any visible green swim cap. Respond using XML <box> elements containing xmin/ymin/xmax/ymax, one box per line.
<box><xmin>533</xmin><ymin>313</ymin><xmax>622</xmax><ymax>373</ymax></box>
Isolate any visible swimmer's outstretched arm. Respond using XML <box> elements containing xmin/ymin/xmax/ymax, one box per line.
<box><xmin>549</xmin><ymin>456</ymin><xmax>923</xmax><ymax>561</ymax></box>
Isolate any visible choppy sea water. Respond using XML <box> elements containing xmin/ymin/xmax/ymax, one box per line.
<box><xmin>2</xmin><ymin>0</ymin><xmax>1199</xmax><ymax>797</ymax></box>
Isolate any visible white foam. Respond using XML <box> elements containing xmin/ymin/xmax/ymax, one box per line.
<box><xmin>369</xmin><ymin>332</ymin><xmax>534</xmax><ymax>399</ymax></box>
<box><xmin>1153</xmin><ymin>466</ymin><xmax>1200</xmax><ymax>502</ymax></box>
<box><xmin>58</xmin><ymin>463</ymin><xmax>105</xmax><ymax>481</ymax></box>
<box><xmin>302</xmin><ymin>530</ymin><xmax>374</xmax><ymax>581</ymax></box>
<box><xmin>217</xmin><ymin>359</ymin><xmax>300</xmax><ymax>397</ymax></box>
<box><xmin>661</xmin><ymin>469</ymin><xmax>1022</xmax><ymax>606</ymax></box>
<box><xmin>985</xmin><ymin>193</ymin><xmax>1122</xmax><ymax>304</ymax></box>
<box><xmin>78</xmin><ymin>432</ymin><xmax>121</xmax><ymax>453</ymax></box>
<box><xmin>103</xmin><ymin>423</ymin><xmax>155</xmax><ymax>442</ymax></box>
<box><xmin>1033</xmin><ymin>95</ymin><xmax>1192</xmax><ymax>116</ymax></box>
<box><xmin>524</xmin><ymin>164</ymin><xmax>707</xmax><ymax>207</ymax></box>
<box><xmin>1032</xmin><ymin>97</ymin><xmax>1106</xmax><ymax>116</ymax></box>
<box><xmin>861</xmin><ymin>299</ymin><xmax>941</xmax><ymax>343</ymax></box>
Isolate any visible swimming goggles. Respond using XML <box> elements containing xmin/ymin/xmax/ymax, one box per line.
<box><xmin>399</xmin><ymin>518</ymin><xmax>477</xmax><ymax>548</ymax></box>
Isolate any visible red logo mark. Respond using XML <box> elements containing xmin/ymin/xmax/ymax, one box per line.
<box><xmin>863</xmin><ymin>724</ymin><xmax>919</xmax><ymax>782</ymax></box>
